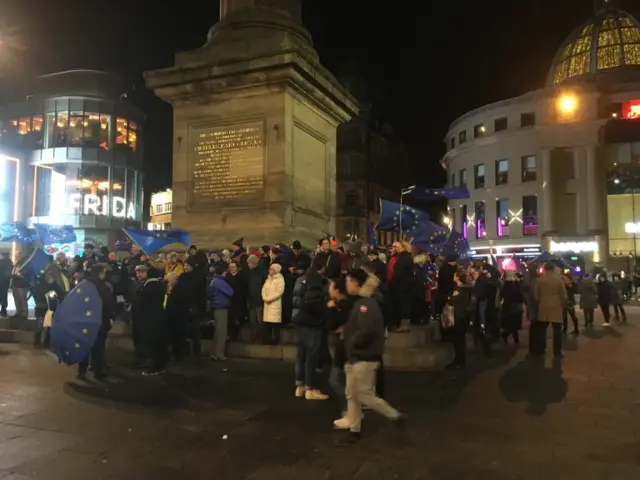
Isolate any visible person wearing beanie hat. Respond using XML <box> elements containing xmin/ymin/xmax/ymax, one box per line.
<box><xmin>287</xmin><ymin>240</ymin><xmax>311</xmax><ymax>278</ymax></box>
<box><xmin>259</xmin><ymin>245</ymin><xmax>271</xmax><ymax>271</ymax></box>
<box><xmin>367</xmin><ymin>248</ymin><xmax>387</xmax><ymax>283</ymax></box>
<box><xmin>334</xmin><ymin>269</ymin><xmax>405</xmax><ymax>442</ymax></box>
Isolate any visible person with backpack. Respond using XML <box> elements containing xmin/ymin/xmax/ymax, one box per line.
<box><xmin>292</xmin><ymin>255</ymin><xmax>329</xmax><ymax>400</ymax></box>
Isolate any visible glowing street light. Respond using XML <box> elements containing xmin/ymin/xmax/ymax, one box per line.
<box><xmin>443</xmin><ymin>216</ymin><xmax>451</xmax><ymax>226</ymax></box>
<box><xmin>557</xmin><ymin>93</ymin><xmax>578</xmax><ymax>115</ymax></box>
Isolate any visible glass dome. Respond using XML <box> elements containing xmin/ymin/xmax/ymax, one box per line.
<box><xmin>547</xmin><ymin>8</ymin><xmax>640</xmax><ymax>85</ymax></box>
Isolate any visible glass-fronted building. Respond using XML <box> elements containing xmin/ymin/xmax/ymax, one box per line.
<box><xmin>0</xmin><ymin>70</ymin><xmax>145</xmax><ymax>254</ymax></box>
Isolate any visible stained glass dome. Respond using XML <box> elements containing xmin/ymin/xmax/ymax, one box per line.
<box><xmin>547</xmin><ymin>8</ymin><xmax>640</xmax><ymax>85</ymax></box>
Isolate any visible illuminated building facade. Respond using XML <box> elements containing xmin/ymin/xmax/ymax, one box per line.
<box><xmin>148</xmin><ymin>189</ymin><xmax>173</xmax><ymax>230</ymax></box>
<box><xmin>442</xmin><ymin>4</ymin><xmax>640</xmax><ymax>271</ymax></box>
<box><xmin>0</xmin><ymin>70</ymin><xmax>145</xmax><ymax>254</ymax></box>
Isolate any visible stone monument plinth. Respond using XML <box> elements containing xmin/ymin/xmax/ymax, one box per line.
<box><xmin>144</xmin><ymin>0</ymin><xmax>358</xmax><ymax>247</ymax></box>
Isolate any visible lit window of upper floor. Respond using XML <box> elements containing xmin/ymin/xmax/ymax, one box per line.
<box><xmin>495</xmin><ymin>159</ymin><xmax>509</xmax><ymax>185</ymax></box>
<box><xmin>473</xmin><ymin>124</ymin><xmax>486</xmax><ymax>138</ymax></box>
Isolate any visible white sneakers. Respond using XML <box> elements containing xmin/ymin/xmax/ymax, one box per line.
<box><xmin>294</xmin><ymin>386</ymin><xmax>329</xmax><ymax>400</ymax></box>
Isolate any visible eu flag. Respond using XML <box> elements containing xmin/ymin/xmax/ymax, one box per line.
<box><xmin>123</xmin><ymin>228</ymin><xmax>191</xmax><ymax>254</ymax></box>
<box><xmin>52</xmin><ymin>280</ymin><xmax>103</xmax><ymax>365</ymax></box>
<box><xmin>443</xmin><ymin>229</ymin><xmax>472</xmax><ymax>263</ymax></box>
<box><xmin>0</xmin><ymin>223</ymin><xmax>35</xmax><ymax>244</ymax></box>
<box><xmin>411</xmin><ymin>221</ymin><xmax>450</xmax><ymax>255</ymax></box>
<box><xmin>34</xmin><ymin>224</ymin><xmax>77</xmax><ymax>245</ymax></box>
<box><xmin>18</xmin><ymin>248</ymin><xmax>50</xmax><ymax>284</ymax></box>
<box><xmin>405</xmin><ymin>185</ymin><xmax>470</xmax><ymax>201</ymax></box>
<box><xmin>376</xmin><ymin>200</ymin><xmax>430</xmax><ymax>236</ymax></box>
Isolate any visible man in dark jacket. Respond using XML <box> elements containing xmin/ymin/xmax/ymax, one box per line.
<box><xmin>317</xmin><ymin>238</ymin><xmax>341</xmax><ymax>281</ymax></box>
<box><xmin>166</xmin><ymin>260</ymin><xmax>199</xmax><ymax>360</ymax></box>
<box><xmin>246</xmin><ymin>254</ymin><xmax>267</xmax><ymax>343</ymax></box>
<box><xmin>78</xmin><ymin>265</ymin><xmax>116</xmax><ymax>380</ymax></box>
<box><xmin>445</xmin><ymin>270</ymin><xmax>476</xmax><ymax>369</ymax></box>
<box><xmin>131</xmin><ymin>265</ymin><xmax>168</xmax><ymax>375</ymax></box>
<box><xmin>288</xmin><ymin>240</ymin><xmax>311</xmax><ymax>278</ymax></box>
<box><xmin>292</xmin><ymin>255</ymin><xmax>328</xmax><ymax>400</ymax></box>
<box><xmin>335</xmin><ymin>269</ymin><xmax>404</xmax><ymax>443</ymax></box>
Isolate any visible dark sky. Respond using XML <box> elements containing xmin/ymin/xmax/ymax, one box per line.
<box><xmin>1</xmin><ymin>0</ymin><xmax>639</xmax><ymax>194</ymax></box>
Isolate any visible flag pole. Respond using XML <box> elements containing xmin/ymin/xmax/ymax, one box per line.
<box><xmin>121</xmin><ymin>228</ymin><xmax>150</xmax><ymax>257</ymax></box>
<box><xmin>400</xmin><ymin>186</ymin><xmax>414</xmax><ymax>241</ymax></box>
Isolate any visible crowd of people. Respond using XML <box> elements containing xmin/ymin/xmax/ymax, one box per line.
<box><xmin>0</xmin><ymin>236</ymin><xmax>633</xmax><ymax>443</ymax></box>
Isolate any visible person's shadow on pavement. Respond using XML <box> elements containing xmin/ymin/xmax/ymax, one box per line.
<box><xmin>498</xmin><ymin>357</ymin><xmax>567</xmax><ymax>416</ymax></box>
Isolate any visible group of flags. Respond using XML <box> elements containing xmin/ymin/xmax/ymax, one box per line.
<box><xmin>0</xmin><ymin>223</ymin><xmax>77</xmax><ymax>245</ymax></box>
<box><xmin>374</xmin><ymin>198</ymin><xmax>471</xmax><ymax>260</ymax></box>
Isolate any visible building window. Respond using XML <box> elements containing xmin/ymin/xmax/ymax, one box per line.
<box><xmin>522</xmin><ymin>155</ymin><xmax>537</xmax><ymax>182</ymax></box>
<box><xmin>156</xmin><ymin>204</ymin><xmax>164</xmax><ymax>214</ymax></box>
<box><xmin>496</xmin><ymin>198</ymin><xmax>510</xmax><ymax>237</ymax></box>
<box><xmin>460</xmin><ymin>168</ymin><xmax>467</xmax><ymax>186</ymax></box>
<box><xmin>523</xmin><ymin>195</ymin><xmax>538</xmax><ymax>236</ymax></box>
<box><xmin>495</xmin><ymin>159</ymin><xmax>509</xmax><ymax>185</ymax></box>
<box><xmin>475</xmin><ymin>201</ymin><xmax>486</xmax><ymax>239</ymax></box>
<box><xmin>461</xmin><ymin>204</ymin><xmax>468</xmax><ymax>238</ymax></box>
<box><xmin>164</xmin><ymin>202</ymin><xmax>172</xmax><ymax>213</ymax></box>
<box><xmin>494</xmin><ymin>117</ymin><xmax>508</xmax><ymax>132</ymax></box>
<box><xmin>165</xmin><ymin>222</ymin><xmax>172</xmax><ymax>229</ymax></box>
<box><xmin>473</xmin><ymin>124</ymin><xmax>486</xmax><ymax>138</ymax></box>
<box><xmin>450</xmin><ymin>207</ymin><xmax>456</xmax><ymax>231</ymax></box>
<box><xmin>474</xmin><ymin>164</ymin><xmax>485</xmax><ymax>189</ymax></box>
<box><xmin>521</xmin><ymin>112</ymin><xmax>536</xmax><ymax>127</ymax></box>
<box><xmin>116</xmin><ymin>118</ymin><xmax>137</xmax><ymax>152</ymax></box>
<box><xmin>459</xmin><ymin>130</ymin><xmax>467</xmax><ymax>144</ymax></box>
<box><xmin>346</xmin><ymin>191</ymin><xmax>358</xmax><ymax>207</ymax></box>
<box><xmin>449</xmin><ymin>136</ymin><xmax>455</xmax><ymax>149</ymax></box>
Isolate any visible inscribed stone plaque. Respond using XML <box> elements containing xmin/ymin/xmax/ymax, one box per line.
<box><xmin>191</xmin><ymin>121</ymin><xmax>265</xmax><ymax>206</ymax></box>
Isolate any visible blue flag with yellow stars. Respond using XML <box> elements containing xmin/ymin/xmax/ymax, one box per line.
<box><xmin>376</xmin><ymin>200</ymin><xmax>430</xmax><ymax>236</ymax></box>
<box><xmin>123</xmin><ymin>228</ymin><xmax>190</xmax><ymax>255</ymax></box>
<box><xmin>34</xmin><ymin>224</ymin><xmax>77</xmax><ymax>245</ymax></box>
<box><xmin>18</xmin><ymin>248</ymin><xmax>50</xmax><ymax>284</ymax></box>
<box><xmin>411</xmin><ymin>221</ymin><xmax>450</xmax><ymax>255</ymax></box>
<box><xmin>51</xmin><ymin>280</ymin><xmax>103</xmax><ymax>366</ymax></box>
<box><xmin>0</xmin><ymin>223</ymin><xmax>36</xmax><ymax>244</ymax></box>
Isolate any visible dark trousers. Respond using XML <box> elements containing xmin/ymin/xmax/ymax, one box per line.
<box><xmin>318</xmin><ymin>327</ymin><xmax>332</xmax><ymax>369</ymax></box>
<box><xmin>295</xmin><ymin>327</ymin><xmax>322</xmax><ymax>388</ymax></box>
<box><xmin>538</xmin><ymin>322</ymin><xmax>562</xmax><ymax>356</ymax></box>
<box><xmin>583</xmin><ymin>309</ymin><xmax>594</xmax><ymax>326</ymax></box>
<box><xmin>599</xmin><ymin>302</ymin><xmax>611</xmax><ymax>322</ymax></box>
<box><xmin>132</xmin><ymin>321</ymin><xmax>147</xmax><ymax>362</ymax></box>
<box><xmin>472</xmin><ymin>320</ymin><xmax>492</xmax><ymax>356</ymax></box>
<box><xmin>451</xmin><ymin>319</ymin><xmax>469</xmax><ymax>365</ymax></box>
<box><xmin>562</xmin><ymin>307</ymin><xmax>579</xmax><ymax>332</ymax></box>
<box><xmin>79</xmin><ymin>325</ymin><xmax>108</xmax><ymax>375</ymax></box>
<box><xmin>263</xmin><ymin>322</ymin><xmax>280</xmax><ymax>345</ymax></box>
<box><xmin>189</xmin><ymin>316</ymin><xmax>202</xmax><ymax>358</ymax></box>
<box><xmin>0</xmin><ymin>281</ymin><xmax>8</xmax><ymax>315</ymax></box>
<box><xmin>147</xmin><ymin>332</ymin><xmax>168</xmax><ymax>370</ymax></box>
<box><xmin>613</xmin><ymin>303</ymin><xmax>626</xmax><ymax>320</ymax></box>
<box><xmin>169</xmin><ymin>315</ymin><xmax>189</xmax><ymax>360</ymax></box>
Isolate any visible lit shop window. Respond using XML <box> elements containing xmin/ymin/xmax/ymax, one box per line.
<box><xmin>475</xmin><ymin>201</ymin><xmax>486</xmax><ymax>239</ymax></box>
<box><xmin>496</xmin><ymin>198</ymin><xmax>510</xmax><ymax>237</ymax></box>
<box><xmin>523</xmin><ymin>195</ymin><xmax>538</xmax><ymax>236</ymax></box>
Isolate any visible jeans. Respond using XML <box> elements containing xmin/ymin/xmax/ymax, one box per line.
<box><xmin>212</xmin><ymin>309</ymin><xmax>228</xmax><ymax>359</ymax></box>
<box><xmin>263</xmin><ymin>322</ymin><xmax>280</xmax><ymax>345</ymax></box>
<box><xmin>345</xmin><ymin>361</ymin><xmax>400</xmax><ymax>433</ymax></box>
<box><xmin>599</xmin><ymin>302</ymin><xmax>611</xmax><ymax>322</ymax></box>
<box><xmin>562</xmin><ymin>307</ymin><xmax>579</xmax><ymax>332</ymax></box>
<box><xmin>478</xmin><ymin>299</ymin><xmax>488</xmax><ymax>327</ymax></box>
<box><xmin>295</xmin><ymin>327</ymin><xmax>322</xmax><ymax>388</ymax></box>
<box><xmin>613</xmin><ymin>303</ymin><xmax>626</xmax><ymax>320</ymax></box>
<box><xmin>78</xmin><ymin>325</ymin><xmax>108</xmax><ymax>375</ymax></box>
<box><xmin>329</xmin><ymin>366</ymin><xmax>346</xmax><ymax>412</ymax></box>
<box><xmin>451</xmin><ymin>317</ymin><xmax>469</xmax><ymax>365</ymax></box>
<box><xmin>12</xmin><ymin>288</ymin><xmax>28</xmax><ymax>318</ymax></box>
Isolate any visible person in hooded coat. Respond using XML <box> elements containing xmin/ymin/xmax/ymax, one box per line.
<box><xmin>231</xmin><ymin>238</ymin><xmax>249</xmax><ymax>272</ymax></box>
<box><xmin>272</xmin><ymin>245</ymin><xmax>294</xmax><ymax>326</ymax></box>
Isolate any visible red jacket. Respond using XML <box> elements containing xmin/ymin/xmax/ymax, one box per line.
<box><xmin>387</xmin><ymin>255</ymin><xmax>398</xmax><ymax>283</ymax></box>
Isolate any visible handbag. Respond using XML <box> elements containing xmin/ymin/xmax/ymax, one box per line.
<box><xmin>43</xmin><ymin>310</ymin><xmax>54</xmax><ymax>328</ymax></box>
<box><xmin>441</xmin><ymin>304</ymin><xmax>455</xmax><ymax>329</ymax></box>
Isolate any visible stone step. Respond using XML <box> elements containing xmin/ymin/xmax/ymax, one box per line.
<box><xmin>0</xmin><ymin>329</ymin><xmax>32</xmax><ymax>344</ymax></box>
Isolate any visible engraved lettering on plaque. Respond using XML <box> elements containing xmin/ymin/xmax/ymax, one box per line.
<box><xmin>192</xmin><ymin>123</ymin><xmax>264</xmax><ymax>202</ymax></box>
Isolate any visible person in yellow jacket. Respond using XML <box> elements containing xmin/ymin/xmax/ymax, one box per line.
<box><xmin>164</xmin><ymin>253</ymin><xmax>184</xmax><ymax>293</ymax></box>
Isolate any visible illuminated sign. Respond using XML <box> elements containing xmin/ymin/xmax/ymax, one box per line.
<box><xmin>625</xmin><ymin>222</ymin><xmax>640</xmax><ymax>233</ymax></box>
<box><xmin>549</xmin><ymin>241</ymin><xmax>598</xmax><ymax>253</ymax></box>
<box><xmin>66</xmin><ymin>194</ymin><xmax>136</xmax><ymax>219</ymax></box>
<box><xmin>622</xmin><ymin>100</ymin><xmax>640</xmax><ymax>120</ymax></box>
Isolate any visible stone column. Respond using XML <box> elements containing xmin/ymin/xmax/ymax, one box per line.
<box><xmin>541</xmin><ymin>149</ymin><xmax>554</xmax><ymax>233</ymax></box>
<box><xmin>585</xmin><ymin>144</ymin><xmax>601</xmax><ymax>232</ymax></box>
<box><xmin>574</xmin><ymin>149</ymin><xmax>586</xmax><ymax>235</ymax></box>
<box><xmin>220</xmin><ymin>0</ymin><xmax>253</xmax><ymax>19</ymax></box>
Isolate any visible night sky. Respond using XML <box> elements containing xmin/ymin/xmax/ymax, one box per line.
<box><xmin>1</xmin><ymin>0</ymin><xmax>639</xmax><ymax>196</ymax></box>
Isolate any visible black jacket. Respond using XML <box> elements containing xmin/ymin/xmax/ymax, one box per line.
<box><xmin>131</xmin><ymin>277</ymin><xmax>166</xmax><ymax>335</ymax></box>
<box><xmin>344</xmin><ymin>276</ymin><xmax>385</xmax><ymax>363</ymax></box>
<box><xmin>86</xmin><ymin>276</ymin><xmax>117</xmax><ymax>330</ymax></box>
<box><xmin>317</xmin><ymin>250</ymin><xmax>341</xmax><ymax>281</ymax></box>
<box><xmin>246</xmin><ymin>266</ymin><xmax>267</xmax><ymax>307</ymax></box>
<box><xmin>291</xmin><ymin>269</ymin><xmax>326</xmax><ymax>328</ymax></box>
<box><xmin>447</xmin><ymin>284</ymin><xmax>476</xmax><ymax>326</ymax></box>
<box><xmin>438</xmin><ymin>262</ymin><xmax>457</xmax><ymax>297</ymax></box>
<box><xmin>327</xmin><ymin>297</ymin><xmax>354</xmax><ymax>369</ymax></box>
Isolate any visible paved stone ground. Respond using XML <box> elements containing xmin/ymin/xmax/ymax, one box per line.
<box><xmin>0</xmin><ymin>307</ymin><xmax>639</xmax><ymax>479</ymax></box>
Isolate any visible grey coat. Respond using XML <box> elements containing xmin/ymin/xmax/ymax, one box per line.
<box><xmin>578</xmin><ymin>277</ymin><xmax>598</xmax><ymax>310</ymax></box>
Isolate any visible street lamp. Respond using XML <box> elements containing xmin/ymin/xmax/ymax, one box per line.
<box><xmin>443</xmin><ymin>216</ymin><xmax>451</xmax><ymax>227</ymax></box>
<box><xmin>557</xmin><ymin>93</ymin><xmax>578</xmax><ymax>115</ymax></box>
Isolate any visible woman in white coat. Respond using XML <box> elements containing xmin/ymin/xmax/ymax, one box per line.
<box><xmin>262</xmin><ymin>263</ymin><xmax>285</xmax><ymax>345</ymax></box>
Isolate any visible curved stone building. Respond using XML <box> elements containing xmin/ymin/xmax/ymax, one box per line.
<box><xmin>442</xmin><ymin>3</ymin><xmax>640</xmax><ymax>271</ymax></box>
<box><xmin>0</xmin><ymin>70</ymin><xmax>145</xmax><ymax>255</ymax></box>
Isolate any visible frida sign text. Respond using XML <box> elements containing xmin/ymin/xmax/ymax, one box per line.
<box><xmin>66</xmin><ymin>194</ymin><xmax>136</xmax><ymax>219</ymax></box>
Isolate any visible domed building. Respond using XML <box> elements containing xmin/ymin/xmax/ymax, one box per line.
<box><xmin>442</xmin><ymin>1</ymin><xmax>640</xmax><ymax>272</ymax></box>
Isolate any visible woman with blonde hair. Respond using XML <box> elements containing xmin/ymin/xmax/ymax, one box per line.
<box><xmin>164</xmin><ymin>252</ymin><xmax>184</xmax><ymax>293</ymax></box>
<box><xmin>262</xmin><ymin>263</ymin><xmax>286</xmax><ymax>345</ymax></box>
